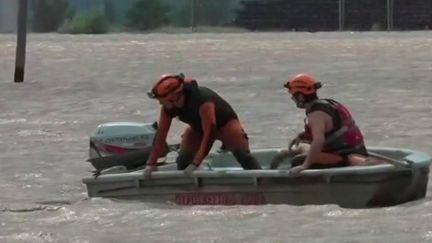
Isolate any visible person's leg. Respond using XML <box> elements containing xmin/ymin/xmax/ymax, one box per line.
<box><xmin>270</xmin><ymin>143</ymin><xmax>310</xmax><ymax>169</ymax></box>
<box><xmin>290</xmin><ymin>152</ymin><xmax>347</xmax><ymax>169</ymax></box>
<box><xmin>217</xmin><ymin>119</ymin><xmax>262</xmax><ymax>169</ymax></box>
<box><xmin>176</xmin><ymin>126</ymin><xmax>202</xmax><ymax>170</ymax></box>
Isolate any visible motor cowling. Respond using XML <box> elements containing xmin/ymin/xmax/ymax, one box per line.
<box><xmin>89</xmin><ymin>121</ymin><xmax>157</xmax><ymax>159</ymax></box>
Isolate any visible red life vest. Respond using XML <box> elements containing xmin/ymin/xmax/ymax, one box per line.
<box><xmin>303</xmin><ymin>99</ymin><xmax>366</xmax><ymax>155</ymax></box>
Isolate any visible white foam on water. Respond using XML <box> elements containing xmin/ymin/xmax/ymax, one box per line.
<box><xmin>0</xmin><ymin>32</ymin><xmax>431</xmax><ymax>243</ymax></box>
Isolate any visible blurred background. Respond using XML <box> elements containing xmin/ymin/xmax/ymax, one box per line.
<box><xmin>1</xmin><ymin>0</ymin><xmax>431</xmax><ymax>34</ymax></box>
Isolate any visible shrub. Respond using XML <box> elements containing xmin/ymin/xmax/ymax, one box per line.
<box><xmin>125</xmin><ymin>0</ymin><xmax>170</xmax><ymax>31</ymax></box>
<box><xmin>62</xmin><ymin>11</ymin><xmax>109</xmax><ymax>34</ymax></box>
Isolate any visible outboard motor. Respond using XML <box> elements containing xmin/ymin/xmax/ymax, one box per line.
<box><xmin>89</xmin><ymin>122</ymin><xmax>157</xmax><ymax>158</ymax></box>
<box><xmin>88</xmin><ymin>121</ymin><xmax>166</xmax><ymax>171</ymax></box>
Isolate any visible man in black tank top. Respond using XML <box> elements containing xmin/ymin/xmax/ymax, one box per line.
<box><xmin>144</xmin><ymin>73</ymin><xmax>262</xmax><ymax>178</ymax></box>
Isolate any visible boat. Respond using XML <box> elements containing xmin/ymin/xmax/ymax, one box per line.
<box><xmin>82</xmin><ymin>122</ymin><xmax>431</xmax><ymax>208</ymax></box>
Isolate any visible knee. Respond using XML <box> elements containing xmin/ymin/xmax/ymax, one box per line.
<box><xmin>291</xmin><ymin>143</ymin><xmax>309</xmax><ymax>154</ymax></box>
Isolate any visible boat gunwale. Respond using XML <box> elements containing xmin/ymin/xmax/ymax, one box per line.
<box><xmin>82</xmin><ymin>147</ymin><xmax>431</xmax><ymax>184</ymax></box>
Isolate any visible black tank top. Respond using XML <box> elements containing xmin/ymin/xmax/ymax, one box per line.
<box><xmin>165</xmin><ymin>81</ymin><xmax>238</xmax><ymax>133</ymax></box>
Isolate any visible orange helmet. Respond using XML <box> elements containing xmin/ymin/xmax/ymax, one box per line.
<box><xmin>147</xmin><ymin>73</ymin><xmax>185</xmax><ymax>100</ymax></box>
<box><xmin>283</xmin><ymin>73</ymin><xmax>322</xmax><ymax>95</ymax></box>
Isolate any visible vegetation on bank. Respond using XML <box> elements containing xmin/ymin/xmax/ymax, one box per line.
<box><xmin>30</xmin><ymin>0</ymin><xmax>238</xmax><ymax>34</ymax></box>
<box><xmin>60</xmin><ymin>11</ymin><xmax>109</xmax><ymax>34</ymax></box>
<box><xmin>29</xmin><ymin>0</ymin><xmax>430</xmax><ymax>34</ymax></box>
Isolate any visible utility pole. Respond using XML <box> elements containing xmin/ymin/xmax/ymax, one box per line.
<box><xmin>387</xmin><ymin>0</ymin><xmax>394</xmax><ymax>30</ymax></box>
<box><xmin>191</xmin><ymin>0</ymin><xmax>197</xmax><ymax>32</ymax></box>
<box><xmin>14</xmin><ymin>0</ymin><xmax>28</xmax><ymax>83</ymax></box>
<box><xmin>338</xmin><ymin>0</ymin><xmax>345</xmax><ymax>31</ymax></box>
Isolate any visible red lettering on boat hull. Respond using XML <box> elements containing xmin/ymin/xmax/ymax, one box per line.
<box><xmin>175</xmin><ymin>192</ymin><xmax>266</xmax><ymax>205</ymax></box>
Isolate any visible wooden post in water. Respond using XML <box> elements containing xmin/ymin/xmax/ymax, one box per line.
<box><xmin>338</xmin><ymin>0</ymin><xmax>345</xmax><ymax>31</ymax></box>
<box><xmin>190</xmin><ymin>0</ymin><xmax>197</xmax><ymax>32</ymax></box>
<box><xmin>14</xmin><ymin>0</ymin><xmax>28</xmax><ymax>83</ymax></box>
<box><xmin>386</xmin><ymin>0</ymin><xmax>394</xmax><ymax>31</ymax></box>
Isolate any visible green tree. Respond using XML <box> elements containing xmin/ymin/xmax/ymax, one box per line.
<box><xmin>62</xmin><ymin>10</ymin><xmax>109</xmax><ymax>34</ymax></box>
<box><xmin>33</xmin><ymin>0</ymin><xmax>69</xmax><ymax>32</ymax></box>
<box><xmin>125</xmin><ymin>0</ymin><xmax>170</xmax><ymax>30</ymax></box>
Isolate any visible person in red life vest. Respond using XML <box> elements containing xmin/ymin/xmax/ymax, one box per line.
<box><xmin>271</xmin><ymin>73</ymin><xmax>368</xmax><ymax>174</ymax></box>
<box><xmin>143</xmin><ymin>73</ymin><xmax>262</xmax><ymax>178</ymax></box>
